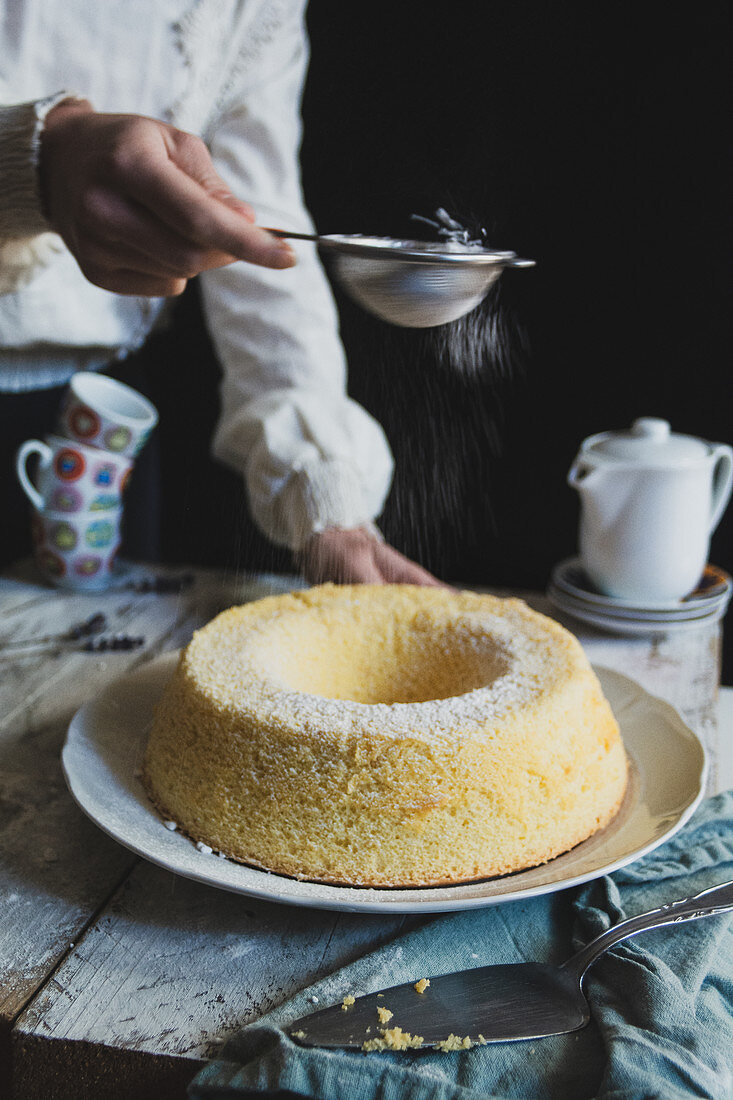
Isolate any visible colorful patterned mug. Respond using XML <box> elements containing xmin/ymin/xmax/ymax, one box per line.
<box><xmin>16</xmin><ymin>434</ymin><xmax>132</xmax><ymax>513</ymax></box>
<box><xmin>57</xmin><ymin>372</ymin><xmax>158</xmax><ymax>459</ymax></box>
<box><xmin>31</xmin><ymin>504</ymin><xmax>123</xmax><ymax>590</ymax></box>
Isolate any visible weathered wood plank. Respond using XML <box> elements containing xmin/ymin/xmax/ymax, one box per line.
<box><xmin>0</xmin><ymin>563</ymin><xmax>305</xmax><ymax>1093</ymax></box>
<box><xmin>0</xmin><ymin>711</ymin><xmax>137</xmax><ymax>1092</ymax></box>
<box><xmin>12</xmin><ymin>860</ymin><xmax>407</xmax><ymax>1098</ymax></box>
<box><xmin>0</xmin><ymin>565</ymin><xmax>303</xmax><ymax>739</ymax></box>
<box><xmin>2</xmin><ymin>569</ymin><xmax>220</xmax><ymax>732</ymax></box>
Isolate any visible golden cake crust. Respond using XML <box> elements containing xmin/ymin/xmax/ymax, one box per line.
<box><xmin>143</xmin><ymin>584</ymin><xmax>628</xmax><ymax>886</ymax></box>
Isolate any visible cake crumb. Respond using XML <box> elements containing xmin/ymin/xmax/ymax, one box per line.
<box><xmin>434</xmin><ymin>1034</ymin><xmax>474</xmax><ymax>1051</ymax></box>
<box><xmin>341</xmin><ymin>995</ymin><xmax>355</xmax><ymax>1010</ymax></box>
<box><xmin>376</xmin><ymin>1005</ymin><xmax>393</xmax><ymax>1024</ymax></box>
<box><xmin>362</xmin><ymin>1026</ymin><xmax>424</xmax><ymax>1052</ymax></box>
<box><xmin>414</xmin><ymin>978</ymin><xmax>430</xmax><ymax>994</ymax></box>
<box><xmin>291</xmin><ymin>1030</ymin><xmax>306</xmax><ymax>1040</ymax></box>
<box><xmin>196</xmin><ymin>841</ymin><xmax>213</xmax><ymax>854</ymax></box>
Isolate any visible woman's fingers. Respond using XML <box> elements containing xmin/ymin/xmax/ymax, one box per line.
<box><xmin>372</xmin><ymin>541</ymin><xmax>448</xmax><ymax>586</ymax></box>
<box><xmin>300</xmin><ymin>527</ymin><xmax>447</xmax><ymax>587</ymax></box>
<box><xmin>40</xmin><ymin>105</ymin><xmax>296</xmax><ymax>296</ymax></box>
<box><xmin>84</xmin><ymin>268</ymin><xmax>188</xmax><ymax>298</ymax></box>
<box><xmin>77</xmin><ymin>187</ymin><xmax>240</xmax><ymax>279</ymax></box>
<box><xmin>124</xmin><ymin>128</ymin><xmax>295</xmax><ymax>269</ymax></box>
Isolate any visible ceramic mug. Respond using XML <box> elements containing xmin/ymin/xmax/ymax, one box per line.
<box><xmin>16</xmin><ymin>434</ymin><xmax>132</xmax><ymax>513</ymax></box>
<box><xmin>57</xmin><ymin>372</ymin><xmax>158</xmax><ymax>458</ymax></box>
<box><xmin>31</xmin><ymin>504</ymin><xmax>123</xmax><ymax>590</ymax></box>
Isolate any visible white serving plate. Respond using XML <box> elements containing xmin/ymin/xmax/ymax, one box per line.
<box><xmin>62</xmin><ymin>653</ymin><xmax>707</xmax><ymax>915</ymax></box>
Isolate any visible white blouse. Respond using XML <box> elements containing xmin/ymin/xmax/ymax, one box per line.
<box><xmin>0</xmin><ymin>0</ymin><xmax>394</xmax><ymax>549</ymax></box>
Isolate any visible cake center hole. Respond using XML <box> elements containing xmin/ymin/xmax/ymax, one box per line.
<box><xmin>260</xmin><ymin>611</ymin><xmax>511</xmax><ymax>704</ymax></box>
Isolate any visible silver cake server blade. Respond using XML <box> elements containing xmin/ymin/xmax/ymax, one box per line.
<box><xmin>289</xmin><ymin>963</ymin><xmax>584</xmax><ymax>1048</ymax></box>
<box><xmin>288</xmin><ymin>879</ymin><xmax>733</xmax><ymax>1049</ymax></box>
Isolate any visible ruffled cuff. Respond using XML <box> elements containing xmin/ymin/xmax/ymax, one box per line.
<box><xmin>212</xmin><ymin>387</ymin><xmax>394</xmax><ymax>552</ymax></box>
<box><xmin>254</xmin><ymin>455</ymin><xmax>392</xmax><ymax>552</ymax></box>
<box><xmin>0</xmin><ymin>92</ymin><xmax>79</xmax><ymax>238</ymax></box>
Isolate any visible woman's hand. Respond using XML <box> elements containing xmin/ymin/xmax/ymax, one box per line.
<box><xmin>299</xmin><ymin>526</ymin><xmax>447</xmax><ymax>586</ymax></box>
<box><xmin>39</xmin><ymin>99</ymin><xmax>294</xmax><ymax>296</ymax></box>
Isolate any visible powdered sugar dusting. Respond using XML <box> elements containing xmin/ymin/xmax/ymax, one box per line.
<box><xmin>184</xmin><ymin>587</ymin><xmax>577</xmax><ymax>746</ymax></box>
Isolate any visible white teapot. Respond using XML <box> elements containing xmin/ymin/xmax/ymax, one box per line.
<box><xmin>567</xmin><ymin>418</ymin><xmax>733</xmax><ymax>603</ymax></box>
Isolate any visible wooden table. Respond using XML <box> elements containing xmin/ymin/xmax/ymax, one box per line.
<box><xmin>1</xmin><ymin>560</ymin><xmax>730</xmax><ymax>1099</ymax></box>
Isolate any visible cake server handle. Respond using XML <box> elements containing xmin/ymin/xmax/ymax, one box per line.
<box><xmin>562</xmin><ymin>878</ymin><xmax>733</xmax><ymax>983</ymax></box>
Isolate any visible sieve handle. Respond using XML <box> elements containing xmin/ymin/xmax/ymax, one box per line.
<box><xmin>264</xmin><ymin>227</ymin><xmax>319</xmax><ymax>242</ymax></box>
<box><xmin>264</xmin><ymin>227</ymin><xmax>536</xmax><ymax>267</ymax></box>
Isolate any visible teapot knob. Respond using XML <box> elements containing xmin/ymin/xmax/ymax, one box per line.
<box><xmin>630</xmin><ymin>417</ymin><xmax>670</xmax><ymax>441</ymax></box>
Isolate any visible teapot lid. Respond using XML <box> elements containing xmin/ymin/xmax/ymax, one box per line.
<box><xmin>581</xmin><ymin>418</ymin><xmax>711</xmax><ymax>466</ymax></box>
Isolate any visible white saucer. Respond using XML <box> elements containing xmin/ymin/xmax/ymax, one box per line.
<box><xmin>550</xmin><ymin>585</ymin><xmax>724</xmax><ymax>622</ymax></box>
<box><xmin>547</xmin><ymin>584</ymin><xmax>728</xmax><ymax>635</ymax></box>
<box><xmin>551</xmin><ymin>558</ymin><xmax>731</xmax><ymax>615</ymax></box>
<box><xmin>62</xmin><ymin>652</ymin><xmax>706</xmax><ymax>915</ymax></box>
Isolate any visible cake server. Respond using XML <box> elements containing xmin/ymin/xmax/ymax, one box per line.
<box><xmin>288</xmin><ymin>878</ymin><xmax>733</xmax><ymax>1048</ymax></box>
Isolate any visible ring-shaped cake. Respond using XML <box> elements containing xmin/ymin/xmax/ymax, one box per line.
<box><xmin>143</xmin><ymin>584</ymin><xmax>628</xmax><ymax>886</ymax></box>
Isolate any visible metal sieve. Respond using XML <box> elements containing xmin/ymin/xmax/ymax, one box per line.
<box><xmin>266</xmin><ymin>229</ymin><xmax>535</xmax><ymax>328</ymax></box>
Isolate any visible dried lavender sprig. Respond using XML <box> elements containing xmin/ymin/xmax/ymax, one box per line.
<box><xmin>0</xmin><ymin>632</ymin><xmax>146</xmax><ymax>660</ymax></box>
<box><xmin>0</xmin><ymin>612</ymin><xmax>109</xmax><ymax>651</ymax></box>
<box><xmin>65</xmin><ymin>612</ymin><xmax>108</xmax><ymax>639</ymax></box>
<box><xmin>124</xmin><ymin>573</ymin><xmax>195</xmax><ymax>595</ymax></box>
<box><xmin>82</xmin><ymin>634</ymin><xmax>145</xmax><ymax>652</ymax></box>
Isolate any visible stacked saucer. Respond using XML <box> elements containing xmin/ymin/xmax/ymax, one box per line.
<box><xmin>547</xmin><ymin>558</ymin><xmax>732</xmax><ymax>635</ymax></box>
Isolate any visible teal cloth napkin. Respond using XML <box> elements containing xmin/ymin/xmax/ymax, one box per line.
<box><xmin>189</xmin><ymin>792</ymin><xmax>733</xmax><ymax>1100</ymax></box>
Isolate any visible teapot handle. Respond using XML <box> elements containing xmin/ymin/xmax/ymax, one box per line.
<box><xmin>567</xmin><ymin>458</ymin><xmax>595</xmax><ymax>489</ymax></box>
<box><xmin>709</xmin><ymin>445</ymin><xmax>733</xmax><ymax>534</ymax></box>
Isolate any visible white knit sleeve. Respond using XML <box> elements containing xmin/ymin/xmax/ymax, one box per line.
<box><xmin>198</xmin><ymin>6</ymin><xmax>393</xmax><ymax>550</ymax></box>
<box><xmin>0</xmin><ymin>92</ymin><xmax>77</xmax><ymax>294</ymax></box>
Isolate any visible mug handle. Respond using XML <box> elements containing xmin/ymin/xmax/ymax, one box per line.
<box><xmin>15</xmin><ymin>439</ymin><xmax>51</xmax><ymax>509</ymax></box>
<box><xmin>709</xmin><ymin>444</ymin><xmax>733</xmax><ymax>534</ymax></box>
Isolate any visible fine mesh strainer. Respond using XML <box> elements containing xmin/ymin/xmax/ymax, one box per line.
<box><xmin>266</xmin><ymin>228</ymin><xmax>535</xmax><ymax>328</ymax></box>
